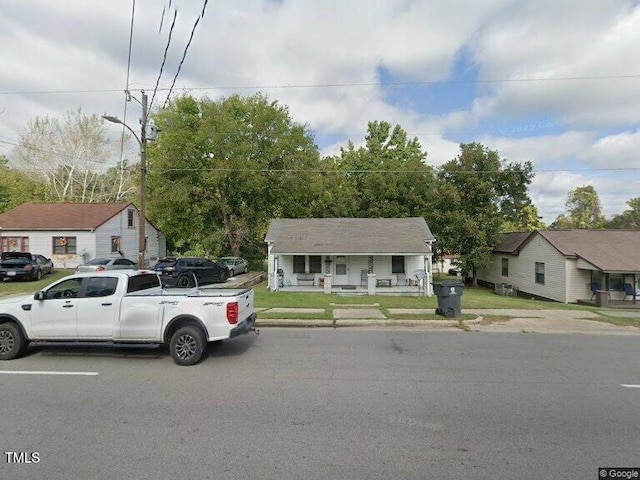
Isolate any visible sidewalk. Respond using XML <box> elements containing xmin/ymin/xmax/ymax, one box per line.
<box><xmin>255</xmin><ymin>307</ymin><xmax>640</xmax><ymax>335</ymax></box>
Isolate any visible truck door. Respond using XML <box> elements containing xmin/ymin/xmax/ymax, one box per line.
<box><xmin>76</xmin><ymin>276</ymin><xmax>120</xmax><ymax>338</ymax></box>
<box><xmin>30</xmin><ymin>277</ymin><xmax>83</xmax><ymax>338</ymax></box>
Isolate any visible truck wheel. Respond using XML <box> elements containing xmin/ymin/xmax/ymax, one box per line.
<box><xmin>170</xmin><ymin>326</ymin><xmax>205</xmax><ymax>366</ymax></box>
<box><xmin>0</xmin><ymin>323</ymin><xmax>26</xmax><ymax>360</ymax></box>
<box><xmin>177</xmin><ymin>275</ymin><xmax>191</xmax><ymax>288</ymax></box>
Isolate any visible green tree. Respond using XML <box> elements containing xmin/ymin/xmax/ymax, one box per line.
<box><xmin>315</xmin><ymin>121</ymin><xmax>435</xmax><ymax>218</ymax></box>
<box><xmin>429</xmin><ymin>143</ymin><xmax>536</xmax><ymax>286</ymax></box>
<box><xmin>0</xmin><ymin>156</ymin><xmax>49</xmax><ymax>213</ymax></box>
<box><xmin>550</xmin><ymin>185</ymin><xmax>605</xmax><ymax>229</ymax></box>
<box><xmin>146</xmin><ymin>94</ymin><xmax>321</xmax><ymax>260</ymax></box>
<box><xmin>606</xmin><ymin>197</ymin><xmax>640</xmax><ymax>229</ymax></box>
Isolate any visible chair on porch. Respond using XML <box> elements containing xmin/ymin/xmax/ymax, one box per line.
<box><xmin>590</xmin><ymin>282</ymin><xmax>600</xmax><ymax>300</ymax></box>
<box><xmin>623</xmin><ymin>283</ymin><xmax>638</xmax><ymax>301</ymax></box>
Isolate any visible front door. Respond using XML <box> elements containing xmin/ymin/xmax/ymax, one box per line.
<box><xmin>334</xmin><ymin>256</ymin><xmax>348</xmax><ymax>285</ymax></box>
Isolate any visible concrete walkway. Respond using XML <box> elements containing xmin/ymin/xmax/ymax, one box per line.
<box><xmin>256</xmin><ymin>307</ymin><xmax>640</xmax><ymax>335</ymax></box>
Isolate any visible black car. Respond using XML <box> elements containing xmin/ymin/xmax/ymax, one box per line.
<box><xmin>0</xmin><ymin>252</ymin><xmax>54</xmax><ymax>281</ymax></box>
<box><xmin>153</xmin><ymin>256</ymin><xmax>229</xmax><ymax>287</ymax></box>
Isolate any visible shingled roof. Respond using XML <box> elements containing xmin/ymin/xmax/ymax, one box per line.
<box><xmin>494</xmin><ymin>229</ymin><xmax>640</xmax><ymax>271</ymax></box>
<box><xmin>0</xmin><ymin>202</ymin><xmax>133</xmax><ymax>230</ymax></box>
<box><xmin>265</xmin><ymin>218</ymin><xmax>435</xmax><ymax>254</ymax></box>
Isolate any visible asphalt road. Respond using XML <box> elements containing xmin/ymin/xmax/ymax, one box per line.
<box><xmin>1</xmin><ymin>328</ymin><xmax>639</xmax><ymax>480</ymax></box>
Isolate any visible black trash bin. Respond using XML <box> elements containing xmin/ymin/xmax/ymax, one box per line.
<box><xmin>432</xmin><ymin>280</ymin><xmax>464</xmax><ymax>318</ymax></box>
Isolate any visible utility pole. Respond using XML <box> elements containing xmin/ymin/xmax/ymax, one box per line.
<box><xmin>139</xmin><ymin>90</ymin><xmax>148</xmax><ymax>269</ymax></box>
<box><xmin>103</xmin><ymin>90</ymin><xmax>150</xmax><ymax>269</ymax></box>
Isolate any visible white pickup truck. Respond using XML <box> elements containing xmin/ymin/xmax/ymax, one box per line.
<box><xmin>0</xmin><ymin>270</ymin><xmax>257</xmax><ymax>365</ymax></box>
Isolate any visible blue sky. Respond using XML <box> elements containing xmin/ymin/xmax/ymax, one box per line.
<box><xmin>1</xmin><ymin>0</ymin><xmax>639</xmax><ymax>224</ymax></box>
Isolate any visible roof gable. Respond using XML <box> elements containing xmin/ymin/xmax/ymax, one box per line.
<box><xmin>495</xmin><ymin>229</ymin><xmax>640</xmax><ymax>271</ymax></box>
<box><xmin>538</xmin><ymin>229</ymin><xmax>640</xmax><ymax>271</ymax></box>
<box><xmin>0</xmin><ymin>202</ymin><xmax>133</xmax><ymax>230</ymax></box>
<box><xmin>266</xmin><ymin>218</ymin><xmax>435</xmax><ymax>254</ymax></box>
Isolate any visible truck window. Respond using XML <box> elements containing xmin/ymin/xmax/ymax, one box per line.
<box><xmin>127</xmin><ymin>274</ymin><xmax>161</xmax><ymax>293</ymax></box>
<box><xmin>86</xmin><ymin>277</ymin><xmax>118</xmax><ymax>297</ymax></box>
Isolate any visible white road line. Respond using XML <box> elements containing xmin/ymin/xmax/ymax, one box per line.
<box><xmin>621</xmin><ymin>384</ymin><xmax>640</xmax><ymax>388</ymax></box>
<box><xmin>0</xmin><ymin>370</ymin><xmax>99</xmax><ymax>376</ymax></box>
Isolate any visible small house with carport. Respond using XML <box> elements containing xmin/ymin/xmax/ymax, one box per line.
<box><xmin>477</xmin><ymin>229</ymin><xmax>640</xmax><ymax>304</ymax></box>
<box><xmin>264</xmin><ymin>217</ymin><xmax>436</xmax><ymax>296</ymax></box>
<box><xmin>0</xmin><ymin>202</ymin><xmax>166</xmax><ymax>269</ymax></box>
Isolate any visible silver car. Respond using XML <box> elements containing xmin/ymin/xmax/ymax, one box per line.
<box><xmin>218</xmin><ymin>257</ymin><xmax>249</xmax><ymax>276</ymax></box>
<box><xmin>75</xmin><ymin>257</ymin><xmax>138</xmax><ymax>272</ymax></box>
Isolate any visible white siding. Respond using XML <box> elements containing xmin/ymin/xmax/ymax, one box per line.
<box><xmin>94</xmin><ymin>210</ymin><xmax>164</xmax><ymax>267</ymax></box>
<box><xmin>3</xmin><ymin>230</ymin><xmax>96</xmax><ymax>269</ymax></box>
<box><xmin>565</xmin><ymin>258</ymin><xmax>592</xmax><ymax>303</ymax></box>
<box><xmin>479</xmin><ymin>233</ymin><xmax>570</xmax><ymax>303</ymax></box>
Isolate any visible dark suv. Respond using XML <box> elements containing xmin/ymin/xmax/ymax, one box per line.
<box><xmin>153</xmin><ymin>257</ymin><xmax>229</xmax><ymax>287</ymax></box>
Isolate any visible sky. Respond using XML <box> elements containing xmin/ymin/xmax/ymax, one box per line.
<box><xmin>1</xmin><ymin>0</ymin><xmax>639</xmax><ymax>225</ymax></box>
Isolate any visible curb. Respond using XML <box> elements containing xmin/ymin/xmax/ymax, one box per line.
<box><xmin>255</xmin><ymin>316</ymin><xmax>484</xmax><ymax>328</ymax></box>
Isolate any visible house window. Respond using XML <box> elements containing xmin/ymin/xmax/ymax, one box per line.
<box><xmin>309</xmin><ymin>256</ymin><xmax>322</xmax><ymax>274</ymax></box>
<box><xmin>391</xmin><ymin>256</ymin><xmax>405</xmax><ymax>274</ymax></box>
<box><xmin>502</xmin><ymin>258</ymin><xmax>509</xmax><ymax>277</ymax></box>
<box><xmin>535</xmin><ymin>262</ymin><xmax>545</xmax><ymax>285</ymax></box>
<box><xmin>53</xmin><ymin>236</ymin><xmax>77</xmax><ymax>255</ymax></box>
<box><xmin>293</xmin><ymin>255</ymin><xmax>306</xmax><ymax>274</ymax></box>
<box><xmin>111</xmin><ymin>236</ymin><xmax>121</xmax><ymax>254</ymax></box>
<box><xmin>609</xmin><ymin>273</ymin><xmax>624</xmax><ymax>290</ymax></box>
<box><xmin>1</xmin><ymin>236</ymin><xmax>29</xmax><ymax>252</ymax></box>
<box><xmin>127</xmin><ymin>210</ymin><xmax>135</xmax><ymax>228</ymax></box>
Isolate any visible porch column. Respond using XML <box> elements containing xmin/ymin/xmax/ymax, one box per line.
<box><xmin>271</xmin><ymin>255</ymin><xmax>279</xmax><ymax>291</ymax></box>
<box><xmin>367</xmin><ymin>273</ymin><xmax>376</xmax><ymax>296</ymax></box>
<box><xmin>324</xmin><ymin>274</ymin><xmax>332</xmax><ymax>294</ymax></box>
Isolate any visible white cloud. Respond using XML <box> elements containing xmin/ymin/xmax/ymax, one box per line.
<box><xmin>0</xmin><ymin>0</ymin><xmax>638</xmax><ymax>223</ymax></box>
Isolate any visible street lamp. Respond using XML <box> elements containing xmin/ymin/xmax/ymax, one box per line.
<box><xmin>102</xmin><ymin>90</ymin><xmax>148</xmax><ymax>269</ymax></box>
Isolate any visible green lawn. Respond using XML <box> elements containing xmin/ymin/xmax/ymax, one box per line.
<box><xmin>252</xmin><ymin>281</ymin><xmax>593</xmax><ymax>311</ymax></box>
<box><xmin>0</xmin><ymin>269</ymin><xmax>75</xmax><ymax>297</ymax></box>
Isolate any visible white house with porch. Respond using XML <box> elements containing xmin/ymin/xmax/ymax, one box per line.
<box><xmin>264</xmin><ymin>217</ymin><xmax>436</xmax><ymax>296</ymax></box>
<box><xmin>477</xmin><ymin>229</ymin><xmax>640</xmax><ymax>304</ymax></box>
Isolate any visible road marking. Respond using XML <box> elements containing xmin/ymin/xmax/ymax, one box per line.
<box><xmin>621</xmin><ymin>384</ymin><xmax>640</xmax><ymax>388</ymax></box>
<box><xmin>0</xmin><ymin>370</ymin><xmax>99</xmax><ymax>376</ymax></box>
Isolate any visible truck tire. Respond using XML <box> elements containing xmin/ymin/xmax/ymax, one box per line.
<box><xmin>170</xmin><ymin>326</ymin><xmax>205</xmax><ymax>366</ymax></box>
<box><xmin>0</xmin><ymin>323</ymin><xmax>27</xmax><ymax>360</ymax></box>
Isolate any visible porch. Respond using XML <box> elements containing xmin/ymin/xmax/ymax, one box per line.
<box><xmin>276</xmin><ymin>283</ymin><xmax>424</xmax><ymax>296</ymax></box>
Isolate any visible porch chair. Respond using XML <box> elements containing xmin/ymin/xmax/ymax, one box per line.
<box><xmin>622</xmin><ymin>283</ymin><xmax>638</xmax><ymax>301</ymax></box>
<box><xmin>590</xmin><ymin>282</ymin><xmax>600</xmax><ymax>300</ymax></box>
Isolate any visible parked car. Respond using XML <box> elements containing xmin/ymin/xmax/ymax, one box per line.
<box><xmin>75</xmin><ymin>257</ymin><xmax>138</xmax><ymax>272</ymax></box>
<box><xmin>0</xmin><ymin>252</ymin><xmax>54</xmax><ymax>281</ymax></box>
<box><xmin>153</xmin><ymin>256</ymin><xmax>229</xmax><ymax>287</ymax></box>
<box><xmin>218</xmin><ymin>257</ymin><xmax>249</xmax><ymax>276</ymax></box>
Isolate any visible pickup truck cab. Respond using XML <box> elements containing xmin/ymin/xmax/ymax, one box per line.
<box><xmin>0</xmin><ymin>270</ymin><xmax>257</xmax><ymax>365</ymax></box>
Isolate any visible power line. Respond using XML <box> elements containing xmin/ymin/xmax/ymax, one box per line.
<box><xmin>163</xmin><ymin>0</ymin><xmax>209</xmax><ymax>108</ymax></box>
<box><xmin>1</xmin><ymin>73</ymin><xmax>639</xmax><ymax>96</ymax></box>
<box><xmin>148</xmin><ymin>9</ymin><xmax>178</xmax><ymax>113</ymax></box>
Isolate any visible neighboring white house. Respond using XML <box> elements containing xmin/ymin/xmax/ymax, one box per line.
<box><xmin>477</xmin><ymin>229</ymin><xmax>640</xmax><ymax>303</ymax></box>
<box><xmin>0</xmin><ymin>202</ymin><xmax>166</xmax><ymax>269</ymax></box>
<box><xmin>264</xmin><ymin>217</ymin><xmax>436</xmax><ymax>295</ymax></box>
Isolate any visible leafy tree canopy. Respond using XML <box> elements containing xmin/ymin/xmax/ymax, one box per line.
<box><xmin>429</xmin><ymin>142</ymin><xmax>536</xmax><ymax>285</ymax></box>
